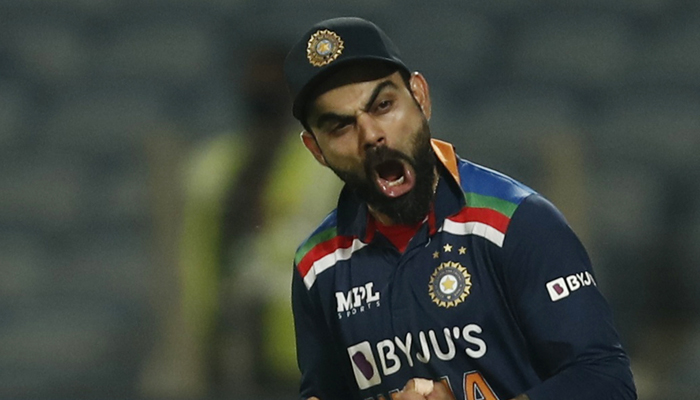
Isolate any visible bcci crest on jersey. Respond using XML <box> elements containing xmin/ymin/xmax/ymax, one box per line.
<box><xmin>429</xmin><ymin>261</ymin><xmax>472</xmax><ymax>308</ymax></box>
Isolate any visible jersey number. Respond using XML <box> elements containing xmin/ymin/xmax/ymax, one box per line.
<box><xmin>464</xmin><ymin>371</ymin><xmax>499</xmax><ymax>400</ymax></box>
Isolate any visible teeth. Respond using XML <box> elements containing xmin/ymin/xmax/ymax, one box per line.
<box><xmin>387</xmin><ymin>176</ymin><xmax>405</xmax><ymax>187</ymax></box>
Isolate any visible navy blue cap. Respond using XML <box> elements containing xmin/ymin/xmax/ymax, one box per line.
<box><xmin>284</xmin><ymin>17</ymin><xmax>409</xmax><ymax>122</ymax></box>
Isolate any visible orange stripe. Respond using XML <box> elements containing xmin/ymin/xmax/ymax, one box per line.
<box><xmin>431</xmin><ymin>139</ymin><xmax>460</xmax><ymax>185</ymax></box>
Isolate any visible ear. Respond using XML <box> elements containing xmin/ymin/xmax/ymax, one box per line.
<box><xmin>300</xmin><ymin>130</ymin><xmax>328</xmax><ymax>167</ymax></box>
<box><xmin>409</xmin><ymin>72</ymin><xmax>431</xmax><ymax>120</ymax></box>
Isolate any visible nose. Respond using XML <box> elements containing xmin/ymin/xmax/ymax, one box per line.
<box><xmin>358</xmin><ymin>114</ymin><xmax>386</xmax><ymax>151</ymax></box>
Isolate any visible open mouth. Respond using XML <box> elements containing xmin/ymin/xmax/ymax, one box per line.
<box><xmin>373</xmin><ymin>159</ymin><xmax>416</xmax><ymax>198</ymax></box>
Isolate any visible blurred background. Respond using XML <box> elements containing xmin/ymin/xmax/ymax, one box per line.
<box><xmin>1</xmin><ymin>0</ymin><xmax>699</xmax><ymax>399</ymax></box>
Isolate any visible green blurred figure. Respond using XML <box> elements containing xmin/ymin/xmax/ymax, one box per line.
<box><xmin>141</xmin><ymin>44</ymin><xmax>341</xmax><ymax>398</ymax></box>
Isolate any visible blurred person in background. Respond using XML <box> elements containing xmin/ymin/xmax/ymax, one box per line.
<box><xmin>141</xmin><ymin>42</ymin><xmax>341</xmax><ymax>398</ymax></box>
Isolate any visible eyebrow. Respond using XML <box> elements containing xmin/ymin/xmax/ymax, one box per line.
<box><xmin>362</xmin><ymin>80</ymin><xmax>398</xmax><ymax>112</ymax></box>
<box><xmin>313</xmin><ymin>79</ymin><xmax>399</xmax><ymax>131</ymax></box>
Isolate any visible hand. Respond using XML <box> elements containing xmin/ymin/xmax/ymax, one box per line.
<box><xmin>395</xmin><ymin>378</ymin><xmax>454</xmax><ymax>400</ymax></box>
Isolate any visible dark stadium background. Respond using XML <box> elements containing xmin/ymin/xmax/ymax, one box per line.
<box><xmin>0</xmin><ymin>0</ymin><xmax>699</xmax><ymax>399</ymax></box>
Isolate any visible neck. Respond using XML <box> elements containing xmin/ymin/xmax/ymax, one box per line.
<box><xmin>367</xmin><ymin>206</ymin><xmax>395</xmax><ymax>226</ymax></box>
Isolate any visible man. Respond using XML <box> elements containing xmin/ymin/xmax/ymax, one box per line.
<box><xmin>283</xmin><ymin>17</ymin><xmax>637</xmax><ymax>400</ymax></box>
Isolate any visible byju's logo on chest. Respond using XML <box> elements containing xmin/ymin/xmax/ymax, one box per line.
<box><xmin>336</xmin><ymin>282</ymin><xmax>381</xmax><ymax>319</ymax></box>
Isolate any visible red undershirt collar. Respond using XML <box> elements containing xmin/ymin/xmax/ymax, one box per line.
<box><xmin>367</xmin><ymin>203</ymin><xmax>437</xmax><ymax>253</ymax></box>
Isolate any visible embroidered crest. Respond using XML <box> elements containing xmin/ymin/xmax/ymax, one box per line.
<box><xmin>307</xmin><ymin>29</ymin><xmax>344</xmax><ymax>67</ymax></box>
<box><xmin>429</xmin><ymin>261</ymin><xmax>472</xmax><ymax>308</ymax></box>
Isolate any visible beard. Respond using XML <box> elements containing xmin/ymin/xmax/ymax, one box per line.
<box><xmin>327</xmin><ymin>118</ymin><xmax>436</xmax><ymax>225</ymax></box>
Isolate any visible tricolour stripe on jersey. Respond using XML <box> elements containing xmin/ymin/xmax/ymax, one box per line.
<box><xmin>295</xmin><ymin>228</ymin><xmax>367</xmax><ymax>289</ymax></box>
<box><xmin>295</xmin><ymin>226</ymin><xmax>338</xmax><ymax>266</ymax></box>
<box><xmin>441</xmin><ymin>220</ymin><xmax>506</xmax><ymax>247</ymax></box>
<box><xmin>464</xmin><ymin>192</ymin><xmax>518</xmax><ymax>218</ymax></box>
<box><xmin>441</xmin><ymin>192</ymin><xmax>520</xmax><ymax>247</ymax></box>
<box><xmin>300</xmin><ymin>238</ymin><xmax>367</xmax><ymax>289</ymax></box>
<box><xmin>449</xmin><ymin>206</ymin><xmax>510</xmax><ymax>232</ymax></box>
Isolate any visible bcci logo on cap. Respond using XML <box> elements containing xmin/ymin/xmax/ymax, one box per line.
<box><xmin>307</xmin><ymin>29</ymin><xmax>344</xmax><ymax>67</ymax></box>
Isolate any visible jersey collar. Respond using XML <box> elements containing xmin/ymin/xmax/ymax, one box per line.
<box><xmin>431</xmin><ymin>138</ymin><xmax>461</xmax><ymax>185</ymax></box>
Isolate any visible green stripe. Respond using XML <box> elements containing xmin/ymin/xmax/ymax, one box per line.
<box><xmin>464</xmin><ymin>192</ymin><xmax>518</xmax><ymax>218</ymax></box>
<box><xmin>294</xmin><ymin>226</ymin><xmax>338</xmax><ymax>265</ymax></box>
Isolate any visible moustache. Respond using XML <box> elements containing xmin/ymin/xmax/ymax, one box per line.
<box><xmin>363</xmin><ymin>146</ymin><xmax>412</xmax><ymax>175</ymax></box>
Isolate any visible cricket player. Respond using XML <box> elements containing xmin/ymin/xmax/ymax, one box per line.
<box><xmin>283</xmin><ymin>17</ymin><xmax>637</xmax><ymax>400</ymax></box>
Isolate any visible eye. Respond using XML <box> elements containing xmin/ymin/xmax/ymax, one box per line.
<box><xmin>377</xmin><ymin>100</ymin><xmax>392</xmax><ymax>111</ymax></box>
<box><xmin>329</xmin><ymin>121</ymin><xmax>351</xmax><ymax>135</ymax></box>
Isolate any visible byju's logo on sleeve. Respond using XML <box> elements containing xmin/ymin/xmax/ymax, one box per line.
<box><xmin>546</xmin><ymin>278</ymin><xmax>570</xmax><ymax>301</ymax></box>
<box><xmin>546</xmin><ymin>271</ymin><xmax>597</xmax><ymax>302</ymax></box>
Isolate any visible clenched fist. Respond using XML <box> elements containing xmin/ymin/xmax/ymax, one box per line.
<box><xmin>395</xmin><ymin>378</ymin><xmax>454</xmax><ymax>400</ymax></box>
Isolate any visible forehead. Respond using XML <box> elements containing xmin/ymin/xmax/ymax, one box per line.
<box><xmin>309</xmin><ymin>65</ymin><xmax>405</xmax><ymax>113</ymax></box>
<box><xmin>315</xmin><ymin>61</ymin><xmax>398</xmax><ymax>94</ymax></box>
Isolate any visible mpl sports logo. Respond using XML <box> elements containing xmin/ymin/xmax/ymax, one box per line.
<box><xmin>336</xmin><ymin>282</ymin><xmax>381</xmax><ymax>319</ymax></box>
<box><xmin>546</xmin><ymin>271</ymin><xmax>597</xmax><ymax>301</ymax></box>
